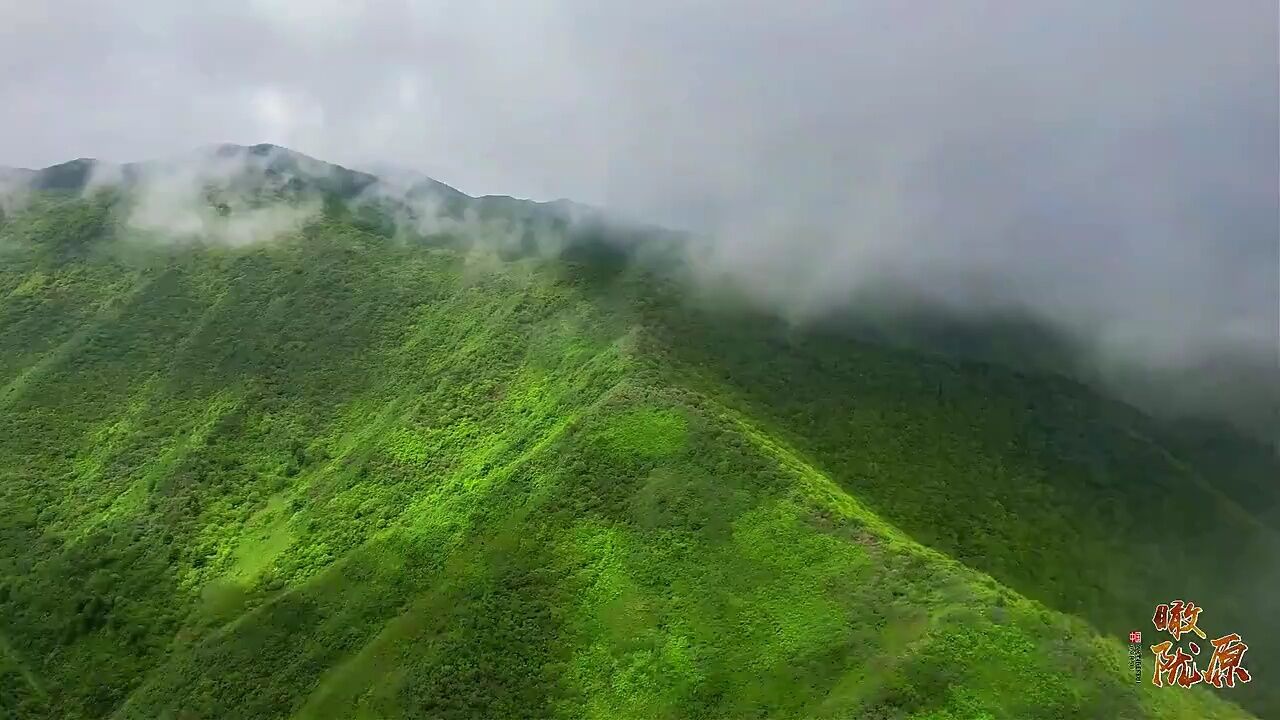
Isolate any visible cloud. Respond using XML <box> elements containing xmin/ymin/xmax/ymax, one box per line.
<box><xmin>0</xmin><ymin>168</ymin><xmax>33</xmax><ymax>217</ymax></box>
<box><xmin>0</xmin><ymin>1</ymin><xmax>1275</xmax><ymax>429</ymax></box>
<box><xmin>81</xmin><ymin>145</ymin><xmax>323</xmax><ymax>247</ymax></box>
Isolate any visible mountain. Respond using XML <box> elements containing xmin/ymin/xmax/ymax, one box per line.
<box><xmin>0</xmin><ymin>146</ymin><xmax>1275</xmax><ymax>719</ymax></box>
<box><xmin>0</xmin><ymin>166</ymin><xmax>34</xmax><ymax>186</ymax></box>
<box><xmin>3</xmin><ymin>145</ymin><xmax>377</xmax><ymax>199</ymax></box>
<box><xmin>356</xmin><ymin>161</ymin><xmax>473</xmax><ymax>202</ymax></box>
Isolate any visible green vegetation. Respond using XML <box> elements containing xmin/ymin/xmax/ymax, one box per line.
<box><xmin>0</xmin><ymin>175</ymin><xmax>1274</xmax><ymax>719</ymax></box>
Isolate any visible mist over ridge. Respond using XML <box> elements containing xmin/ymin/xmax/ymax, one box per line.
<box><xmin>2</xmin><ymin>138</ymin><xmax>1276</xmax><ymax>443</ymax></box>
<box><xmin>3</xmin><ymin>5</ymin><xmax>1280</xmax><ymax>719</ymax></box>
<box><xmin>3</xmin><ymin>2</ymin><xmax>1275</xmax><ymax>442</ymax></box>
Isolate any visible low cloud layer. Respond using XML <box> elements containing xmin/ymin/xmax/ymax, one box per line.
<box><xmin>1</xmin><ymin>1</ymin><xmax>1277</xmax><ymax>429</ymax></box>
<box><xmin>79</xmin><ymin>146</ymin><xmax>325</xmax><ymax>247</ymax></box>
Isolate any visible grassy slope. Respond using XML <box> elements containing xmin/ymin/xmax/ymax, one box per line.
<box><xmin>639</xmin><ymin>303</ymin><xmax>1280</xmax><ymax>718</ymax></box>
<box><xmin>0</xmin><ymin>193</ymin><xmax>1269</xmax><ymax>719</ymax></box>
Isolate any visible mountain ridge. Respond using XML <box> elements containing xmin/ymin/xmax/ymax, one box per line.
<box><xmin>0</xmin><ymin>147</ymin><xmax>1274</xmax><ymax>718</ymax></box>
<box><xmin>1</xmin><ymin>143</ymin><xmax>1274</xmax><ymax>445</ymax></box>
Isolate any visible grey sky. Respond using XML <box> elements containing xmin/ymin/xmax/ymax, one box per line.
<box><xmin>1</xmin><ymin>1</ymin><xmax>1277</xmax><ymax>387</ymax></box>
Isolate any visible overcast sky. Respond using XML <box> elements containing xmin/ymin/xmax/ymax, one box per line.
<box><xmin>1</xmin><ymin>1</ymin><xmax>1277</xmax><ymax>381</ymax></box>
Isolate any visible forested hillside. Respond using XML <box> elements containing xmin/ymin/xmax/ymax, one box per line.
<box><xmin>0</xmin><ymin>150</ymin><xmax>1274</xmax><ymax>719</ymax></box>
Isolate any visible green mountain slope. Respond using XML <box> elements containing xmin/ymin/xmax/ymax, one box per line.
<box><xmin>0</xmin><ymin>158</ymin><xmax>1274</xmax><ymax>719</ymax></box>
<box><xmin>641</xmin><ymin>305</ymin><xmax>1280</xmax><ymax>713</ymax></box>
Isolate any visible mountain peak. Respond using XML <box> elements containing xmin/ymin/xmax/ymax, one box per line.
<box><xmin>3</xmin><ymin>144</ymin><xmax>382</xmax><ymax>200</ymax></box>
<box><xmin>27</xmin><ymin>157</ymin><xmax>108</xmax><ymax>191</ymax></box>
